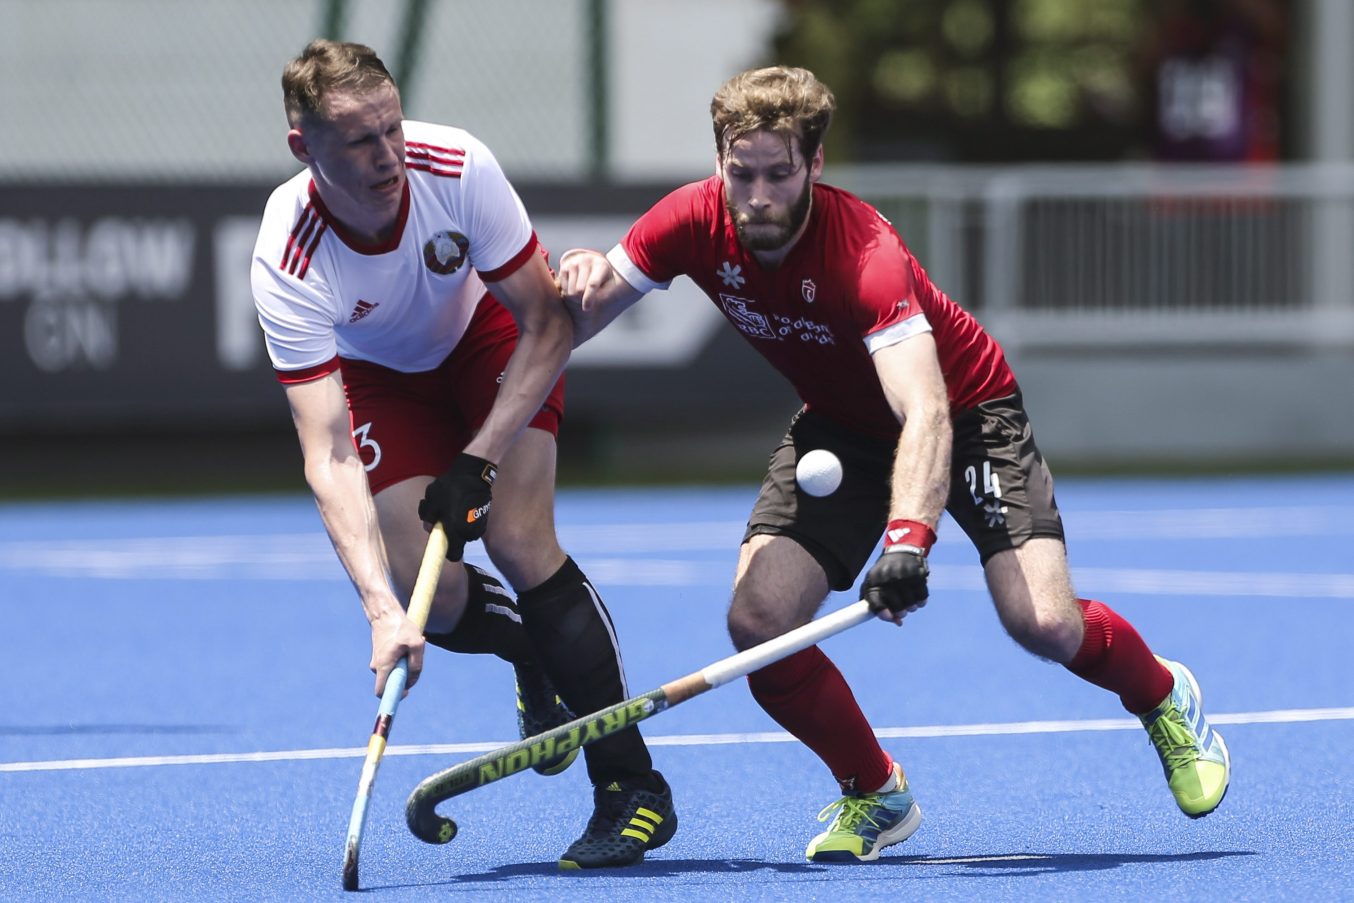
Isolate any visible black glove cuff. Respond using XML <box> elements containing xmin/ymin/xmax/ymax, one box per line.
<box><xmin>449</xmin><ymin>453</ymin><xmax>497</xmax><ymax>487</ymax></box>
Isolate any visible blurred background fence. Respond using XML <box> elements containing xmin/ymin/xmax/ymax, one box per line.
<box><xmin>2</xmin><ymin>0</ymin><xmax>1351</xmax><ymax>495</ymax></box>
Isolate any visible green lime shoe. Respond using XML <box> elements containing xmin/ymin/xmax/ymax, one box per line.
<box><xmin>1141</xmin><ymin>657</ymin><xmax>1231</xmax><ymax>818</ymax></box>
<box><xmin>805</xmin><ymin>764</ymin><xmax>922</xmax><ymax>862</ymax></box>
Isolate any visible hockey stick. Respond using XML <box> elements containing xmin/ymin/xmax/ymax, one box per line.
<box><xmin>342</xmin><ymin>524</ymin><xmax>448</xmax><ymax>891</ymax></box>
<box><xmin>405</xmin><ymin>598</ymin><xmax>877</xmax><ymax>845</ymax></box>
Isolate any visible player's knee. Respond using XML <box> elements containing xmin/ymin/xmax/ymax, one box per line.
<box><xmin>483</xmin><ymin>514</ymin><xmax>533</xmax><ymax>555</ymax></box>
<box><xmin>727</xmin><ymin>594</ymin><xmax>791</xmax><ymax>651</ymax></box>
<box><xmin>1006</xmin><ymin>609</ymin><xmax>1083</xmax><ymax>662</ymax></box>
<box><xmin>483</xmin><ymin>521</ymin><xmax>564</xmax><ymax>590</ymax></box>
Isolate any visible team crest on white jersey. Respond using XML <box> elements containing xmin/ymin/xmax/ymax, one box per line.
<box><xmin>717</xmin><ymin>261</ymin><xmax>745</xmax><ymax>288</ymax></box>
<box><xmin>802</xmin><ymin>279</ymin><xmax>816</xmax><ymax>303</ymax></box>
<box><xmin>423</xmin><ymin>230</ymin><xmax>469</xmax><ymax>275</ymax></box>
<box><xmin>718</xmin><ymin>293</ymin><xmax>777</xmax><ymax>340</ymax></box>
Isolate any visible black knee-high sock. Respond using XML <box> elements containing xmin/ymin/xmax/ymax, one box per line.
<box><xmin>425</xmin><ymin>563</ymin><xmax>533</xmax><ymax>664</ymax></box>
<box><xmin>517</xmin><ymin>556</ymin><xmax>655</xmax><ymax>786</ymax></box>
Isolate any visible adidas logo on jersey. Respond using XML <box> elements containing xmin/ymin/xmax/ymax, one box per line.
<box><xmin>348</xmin><ymin>299</ymin><xmax>380</xmax><ymax>323</ymax></box>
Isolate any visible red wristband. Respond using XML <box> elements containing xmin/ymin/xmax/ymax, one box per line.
<box><xmin>883</xmin><ymin>519</ymin><xmax>936</xmax><ymax>554</ymax></box>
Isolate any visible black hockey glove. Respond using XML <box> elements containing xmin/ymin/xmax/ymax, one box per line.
<box><xmin>862</xmin><ymin>519</ymin><xmax>936</xmax><ymax>617</ymax></box>
<box><xmin>418</xmin><ymin>453</ymin><xmax>497</xmax><ymax>561</ymax></box>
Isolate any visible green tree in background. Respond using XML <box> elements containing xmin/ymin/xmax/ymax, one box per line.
<box><xmin>772</xmin><ymin>0</ymin><xmax>1154</xmax><ymax>163</ymax></box>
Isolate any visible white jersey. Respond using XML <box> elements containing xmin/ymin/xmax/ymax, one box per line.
<box><xmin>250</xmin><ymin>121</ymin><xmax>537</xmax><ymax>380</ymax></box>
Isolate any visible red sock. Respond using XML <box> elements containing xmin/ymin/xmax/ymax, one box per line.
<box><xmin>1065</xmin><ymin>598</ymin><xmax>1174</xmax><ymax>715</ymax></box>
<box><xmin>747</xmin><ymin>646</ymin><xmax>893</xmax><ymax>792</ymax></box>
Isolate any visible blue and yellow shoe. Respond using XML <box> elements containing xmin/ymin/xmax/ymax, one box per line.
<box><xmin>514</xmin><ymin>663</ymin><xmax>579</xmax><ymax>777</ymax></box>
<box><xmin>805</xmin><ymin>763</ymin><xmax>922</xmax><ymax>862</ymax></box>
<box><xmin>1141</xmin><ymin>657</ymin><xmax>1230</xmax><ymax>818</ymax></box>
<box><xmin>559</xmin><ymin>771</ymin><xmax>678</xmax><ymax>869</ymax></box>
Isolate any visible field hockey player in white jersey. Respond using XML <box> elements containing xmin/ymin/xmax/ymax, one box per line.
<box><xmin>249</xmin><ymin>40</ymin><xmax>675</xmax><ymax>869</ymax></box>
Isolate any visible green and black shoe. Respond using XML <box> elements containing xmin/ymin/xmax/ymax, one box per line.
<box><xmin>559</xmin><ymin>771</ymin><xmax>678</xmax><ymax>869</ymax></box>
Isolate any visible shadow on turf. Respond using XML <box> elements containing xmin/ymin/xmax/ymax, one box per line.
<box><xmin>373</xmin><ymin>859</ymin><xmax>817</xmax><ymax>887</ymax></box>
<box><xmin>889</xmin><ymin>850</ymin><xmax>1257</xmax><ymax>876</ymax></box>
<box><xmin>374</xmin><ymin>850</ymin><xmax>1256</xmax><ymax>888</ymax></box>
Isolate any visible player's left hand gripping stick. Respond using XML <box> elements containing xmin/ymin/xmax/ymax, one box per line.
<box><xmin>404</xmin><ymin>598</ymin><xmax>879</xmax><ymax>845</ymax></box>
<box><xmin>342</xmin><ymin>524</ymin><xmax>447</xmax><ymax>892</ymax></box>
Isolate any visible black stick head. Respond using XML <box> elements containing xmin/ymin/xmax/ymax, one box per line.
<box><xmin>341</xmin><ymin>841</ymin><xmax>360</xmax><ymax>891</ymax></box>
<box><xmin>406</xmin><ymin>795</ymin><xmax>459</xmax><ymax>845</ymax></box>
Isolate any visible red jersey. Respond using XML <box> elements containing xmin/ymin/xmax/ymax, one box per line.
<box><xmin>611</xmin><ymin>176</ymin><xmax>1016</xmax><ymax>439</ymax></box>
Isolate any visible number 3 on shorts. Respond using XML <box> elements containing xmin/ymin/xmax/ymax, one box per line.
<box><xmin>353</xmin><ymin>421</ymin><xmax>382</xmax><ymax>472</ymax></box>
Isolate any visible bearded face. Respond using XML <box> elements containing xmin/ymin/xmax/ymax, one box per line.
<box><xmin>727</xmin><ymin>174</ymin><xmax>812</xmax><ymax>251</ymax></box>
<box><xmin>720</xmin><ymin>130</ymin><xmax>819</xmax><ymax>255</ymax></box>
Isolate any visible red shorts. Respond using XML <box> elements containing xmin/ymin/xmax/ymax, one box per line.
<box><xmin>339</xmin><ymin>294</ymin><xmax>565</xmax><ymax>494</ymax></box>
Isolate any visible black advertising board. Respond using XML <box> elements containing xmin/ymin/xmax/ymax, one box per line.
<box><xmin>0</xmin><ymin>184</ymin><xmax>279</xmax><ymax>429</ymax></box>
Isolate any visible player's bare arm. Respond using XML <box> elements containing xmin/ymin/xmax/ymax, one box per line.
<box><xmin>874</xmin><ymin>333</ymin><xmax>952</xmax><ymax>525</ymax></box>
<box><xmin>556</xmin><ymin>248</ymin><xmax>646</xmax><ymax>346</ymax></box>
<box><xmin>284</xmin><ymin>372</ymin><xmax>426</xmax><ymax>695</ymax></box>
<box><xmin>464</xmin><ymin>251</ymin><xmax>574</xmax><ymax>462</ymax></box>
<box><xmin>863</xmin><ymin>333</ymin><xmax>952</xmax><ymax>624</ymax></box>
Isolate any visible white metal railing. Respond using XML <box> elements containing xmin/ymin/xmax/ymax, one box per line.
<box><xmin>831</xmin><ymin>163</ymin><xmax>1354</xmax><ymax>350</ymax></box>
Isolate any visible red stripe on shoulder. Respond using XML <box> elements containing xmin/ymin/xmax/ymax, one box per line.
<box><xmin>406</xmin><ymin>161</ymin><xmax>463</xmax><ymax>179</ymax></box>
<box><xmin>283</xmin><ymin>206</ymin><xmax>326</xmax><ymax>277</ymax></box>
<box><xmin>406</xmin><ymin>141</ymin><xmax>466</xmax><ymax>160</ymax></box>
<box><xmin>295</xmin><ymin>219</ymin><xmax>327</xmax><ymax>279</ymax></box>
<box><xmin>478</xmin><ymin>233</ymin><xmax>540</xmax><ymax>283</ymax></box>
<box><xmin>406</xmin><ymin>142</ymin><xmax>466</xmax><ymax>179</ymax></box>
<box><xmin>280</xmin><ymin>202</ymin><xmax>316</xmax><ymax>272</ymax></box>
<box><xmin>275</xmin><ymin>356</ymin><xmax>339</xmax><ymax>384</ymax></box>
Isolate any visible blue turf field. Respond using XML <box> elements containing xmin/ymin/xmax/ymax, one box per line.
<box><xmin>2</xmin><ymin>476</ymin><xmax>1352</xmax><ymax>901</ymax></box>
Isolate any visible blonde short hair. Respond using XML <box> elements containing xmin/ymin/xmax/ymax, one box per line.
<box><xmin>281</xmin><ymin>39</ymin><xmax>396</xmax><ymax>126</ymax></box>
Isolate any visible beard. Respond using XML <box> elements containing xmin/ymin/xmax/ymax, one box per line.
<box><xmin>728</xmin><ymin>177</ymin><xmax>813</xmax><ymax>252</ymax></box>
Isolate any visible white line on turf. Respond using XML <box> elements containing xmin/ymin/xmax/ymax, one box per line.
<box><xmin>2</xmin><ymin>534</ymin><xmax>1354</xmax><ymax>598</ymax></box>
<box><xmin>4</xmin><ymin>706</ymin><xmax>1351</xmax><ymax>774</ymax></box>
<box><xmin>932</xmin><ymin>567</ymin><xmax>1354</xmax><ymax>599</ymax></box>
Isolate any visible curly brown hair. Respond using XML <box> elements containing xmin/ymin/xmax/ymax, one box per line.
<box><xmin>710</xmin><ymin>66</ymin><xmax>836</xmax><ymax>163</ymax></box>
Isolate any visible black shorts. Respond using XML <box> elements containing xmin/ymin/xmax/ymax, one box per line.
<box><xmin>744</xmin><ymin>393</ymin><xmax>1065</xmax><ymax>592</ymax></box>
